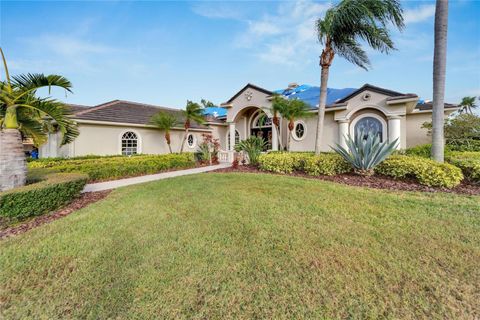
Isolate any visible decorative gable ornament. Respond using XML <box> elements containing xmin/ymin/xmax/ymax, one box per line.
<box><xmin>244</xmin><ymin>90</ymin><xmax>253</xmax><ymax>101</ymax></box>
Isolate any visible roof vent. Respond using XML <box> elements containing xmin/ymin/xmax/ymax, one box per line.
<box><xmin>288</xmin><ymin>82</ymin><xmax>299</xmax><ymax>89</ymax></box>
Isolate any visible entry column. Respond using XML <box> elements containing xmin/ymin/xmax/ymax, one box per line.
<box><xmin>388</xmin><ymin>116</ymin><xmax>401</xmax><ymax>149</ymax></box>
<box><xmin>337</xmin><ymin>120</ymin><xmax>349</xmax><ymax>149</ymax></box>
<box><xmin>228</xmin><ymin>122</ymin><xmax>236</xmax><ymax>162</ymax></box>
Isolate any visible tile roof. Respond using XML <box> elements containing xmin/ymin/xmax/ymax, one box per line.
<box><xmin>70</xmin><ymin>100</ymin><xmax>208</xmax><ymax>129</ymax></box>
<box><xmin>415</xmin><ymin>102</ymin><xmax>459</xmax><ymax>111</ymax></box>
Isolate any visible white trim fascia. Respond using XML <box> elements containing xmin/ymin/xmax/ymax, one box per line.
<box><xmin>206</xmin><ymin>122</ymin><xmax>228</xmax><ymax>126</ymax></box>
<box><xmin>386</xmin><ymin>97</ymin><xmax>419</xmax><ymax>105</ymax></box>
<box><xmin>75</xmin><ymin>119</ymin><xmax>212</xmax><ymax>132</ymax></box>
<box><xmin>307</xmin><ymin>106</ymin><xmax>348</xmax><ymax>113</ymax></box>
<box><xmin>409</xmin><ymin>108</ymin><xmax>460</xmax><ymax>114</ymax></box>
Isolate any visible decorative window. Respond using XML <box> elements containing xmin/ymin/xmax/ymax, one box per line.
<box><xmin>252</xmin><ymin>113</ymin><xmax>272</xmax><ymax>128</ymax></box>
<box><xmin>187</xmin><ymin>133</ymin><xmax>196</xmax><ymax>148</ymax></box>
<box><xmin>292</xmin><ymin>121</ymin><xmax>306</xmax><ymax>141</ymax></box>
<box><xmin>227</xmin><ymin>130</ymin><xmax>240</xmax><ymax>150</ymax></box>
<box><xmin>354</xmin><ymin>116</ymin><xmax>384</xmax><ymax>141</ymax></box>
<box><xmin>121</xmin><ymin>131</ymin><xmax>138</xmax><ymax>155</ymax></box>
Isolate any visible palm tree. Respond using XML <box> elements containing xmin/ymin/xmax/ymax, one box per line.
<box><xmin>270</xmin><ymin>95</ymin><xmax>289</xmax><ymax>150</ymax></box>
<box><xmin>0</xmin><ymin>48</ymin><xmax>78</xmax><ymax>191</ymax></box>
<box><xmin>431</xmin><ymin>0</ymin><xmax>449</xmax><ymax>162</ymax></box>
<box><xmin>458</xmin><ymin>96</ymin><xmax>477</xmax><ymax>115</ymax></box>
<box><xmin>283</xmin><ymin>99</ymin><xmax>312</xmax><ymax>151</ymax></box>
<box><xmin>179</xmin><ymin>100</ymin><xmax>206</xmax><ymax>153</ymax></box>
<box><xmin>150</xmin><ymin>111</ymin><xmax>179</xmax><ymax>153</ymax></box>
<box><xmin>314</xmin><ymin>0</ymin><xmax>404</xmax><ymax>155</ymax></box>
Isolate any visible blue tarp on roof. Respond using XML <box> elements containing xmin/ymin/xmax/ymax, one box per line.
<box><xmin>203</xmin><ymin>107</ymin><xmax>227</xmax><ymax>117</ymax></box>
<box><xmin>276</xmin><ymin>85</ymin><xmax>357</xmax><ymax>108</ymax></box>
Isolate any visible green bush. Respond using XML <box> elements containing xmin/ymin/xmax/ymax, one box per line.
<box><xmin>376</xmin><ymin>155</ymin><xmax>463</xmax><ymax>188</ymax></box>
<box><xmin>446</xmin><ymin>152</ymin><xmax>480</xmax><ymax>183</ymax></box>
<box><xmin>404</xmin><ymin>144</ymin><xmax>435</xmax><ymax>158</ymax></box>
<box><xmin>28</xmin><ymin>153</ymin><xmax>196</xmax><ymax>182</ymax></box>
<box><xmin>258</xmin><ymin>152</ymin><xmax>310</xmax><ymax>174</ymax></box>
<box><xmin>304</xmin><ymin>153</ymin><xmax>351</xmax><ymax>176</ymax></box>
<box><xmin>0</xmin><ymin>171</ymin><xmax>88</xmax><ymax>220</ymax></box>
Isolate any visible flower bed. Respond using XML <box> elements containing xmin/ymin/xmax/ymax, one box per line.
<box><xmin>28</xmin><ymin>153</ymin><xmax>196</xmax><ymax>182</ymax></box>
<box><xmin>446</xmin><ymin>152</ymin><xmax>480</xmax><ymax>184</ymax></box>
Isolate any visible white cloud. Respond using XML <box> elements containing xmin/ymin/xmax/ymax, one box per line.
<box><xmin>191</xmin><ymin>3</ymin><xmax>244</xmax><ymax>20</ymax></box>
<box><xmin>404</xmin><ymin>4</ymin><xmax>436</xmax><ymax>24</ymax></box>
<box><xmin>23</xmin><ymin>34</ymin><xmax>113</xmax><ymax>57</ymax></box>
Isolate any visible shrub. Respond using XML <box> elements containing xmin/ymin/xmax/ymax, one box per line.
<box><xmin>258</xmin><ymin>152</ymin><xmax>314</xmax><ymax>174</ymax></box>
<box><xmin>404</xmin><ymin>144</ymin><xmax>434</xmax><ymax>158</ymax></box>
<box><xmin>376</xmin><ymin>155</ymin><xmax>463</xmax><ymax>188</ymax></box>
<box><xmin>446</xmin><ymin>152</ymin><xmax>480</xmax><ymax>183</ymax></box>
<box><xmin>304</xmin><ymin>153</ymin><xmax>351</xmax><ymax>176</ymax></box>
<box><xmin>0</xmin><ymin>171</ymin><xmax>88</xmax><ymax>220</ymax></box>
<box><xmin>333</xmin><ymin>131</ymin><xmax>398</xmax><ymax>175</ymax></box>
<box><xmin>235</xmin><ymin>137</ymin><xmax>268</xmax><ymax>166</ymax></box>
<box><xmin>28</xmin><ymin>153</ymin><xmax>195</xmax><ymax>182</ymax></box>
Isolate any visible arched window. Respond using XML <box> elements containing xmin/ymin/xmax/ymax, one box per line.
<box><xmin>292</xmin><ymin>121</ymin><xmax>307</xmax><ymax>141</ymax></box>
<box><xmin>187</xmin><ymin>133</ymin><xmax>196</xmax><ymax>148</ymax></box>
<box><xmin>121</xmin><ymin>131</ymin><xmax>138</xmax><ymax>155</ymax></box>
<box><xmin>252</xmin><ymin>113</ymin><xmax>272</xmax><ymax>128</ymax></box>
<box><xmin>227</xmin><ymin>130</ymin><xmax>240</xmax><ymax>150</ymax></box>
<box><xmin>354</xmin><ymin>117</ymin><xmax>383</xmax><ymax>141</ymax></box>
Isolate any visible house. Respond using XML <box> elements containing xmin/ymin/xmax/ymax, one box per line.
<box><xmin>39</xmin><ymin>83</ymin><xmax>459</xmax><ymax>160</ymax></box>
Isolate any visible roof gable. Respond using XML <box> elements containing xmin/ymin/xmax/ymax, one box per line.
<box><xmin>336</xmin><ymin>84</ymin><xmax>405</xmax><ymax>103</ymax></box>
<box><xmin>223</xmin><ymin>83</ymin><xmax>273</xmax><ymax>105</ymax></box>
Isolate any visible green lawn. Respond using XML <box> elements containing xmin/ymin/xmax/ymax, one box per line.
<box><xmin>1</xmin><ymin>173</ymin><xmax>479</xmax><ymax>319</ymax></box>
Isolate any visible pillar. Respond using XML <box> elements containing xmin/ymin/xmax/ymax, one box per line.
<box><xmin>338</xmin><ymin>120</ymin><xmax>349</xmax><ymax>149</ymax></box>
<box><xmin>388</xmin><ymin>116</ymin><xmax>401</xmax><ymax>149</ymax></box>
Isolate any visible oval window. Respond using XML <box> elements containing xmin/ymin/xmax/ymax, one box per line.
<box><xmin>293</xmin><ymin>122</ymin><xmax>306</xmax><ymax>140</ymax></box>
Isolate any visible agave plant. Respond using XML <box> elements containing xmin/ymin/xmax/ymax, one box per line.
<box><xmin>333</xmin><ymin>131</ymin><xmax>398</xmax><ymax>176</ymax></box>
<box><xmin>235</xmin><ymin>136</ymin><xmax>268</xmax><ymax>166</ymax></box>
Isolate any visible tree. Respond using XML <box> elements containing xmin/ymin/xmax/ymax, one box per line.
<box><xmin>431</xmin><ymin>0</ymin><xmax>449</xmax><ymax>162</ymax></box>
<box><xmin>0</xmin><ymin>48</ymin><xmax>78</xmax><ymax>191</ymax></box>
<box><xmin>270</xmin><ymin>95</ymin><xmax>289</xmax><ymax>150</ymax></box>
<box><xmin>179</xmin><ymin>100</ymin><xmax>207</xmax><ymax>153</ymax></box>
<box><xmin>314</xmin><ymin>0</ymin><xmax>404</xmax><ymax>155</ymax></box>
<box><xmin>458</xmin><ymin>96</ymin><xmax>478</xmax><ymax>115</ymax></box>
<box><xmin>283</xmin><ymin>99</ymin><xmax>312</xmax><ymax>151</ymax></box>
<box><xmin>150</xmin><ymin>111</ymin><xmax>179</xmax><ymax>153</ymax></box>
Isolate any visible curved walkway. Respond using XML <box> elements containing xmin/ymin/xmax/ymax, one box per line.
<box><xmin>82</xmin><ymin>163</ymin><xmax>230</xmax><ymax>193</ymax></box>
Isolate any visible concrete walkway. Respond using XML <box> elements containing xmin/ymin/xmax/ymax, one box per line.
<box><xmin>82</xmin><ymin>163</ymin><xmax>230</xmax><ymax>193</ymax></box>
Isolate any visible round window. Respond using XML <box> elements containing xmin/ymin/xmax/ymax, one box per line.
<box><xmin>293</xmin><ymin>122</ymin><xmax>306</xmax><ymax>140</ymax></box>
<box><xmin>187</xmin><ymin>134</ymin><xmax>195</xmax><ymax>148</ymax></box>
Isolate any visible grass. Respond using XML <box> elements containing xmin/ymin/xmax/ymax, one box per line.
<box><xmin>1</xmin><ymin>173</ymin><xmax>479</xmax><ymax>319</ymax></box>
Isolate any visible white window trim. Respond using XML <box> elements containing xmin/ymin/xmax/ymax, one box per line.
<box><xmin>349</xmin><ymin>113</ymin><xmax>387</xmax><ymax>142</ymax></box>
<box><xmin>118</xmin><ymin>130</ymin><xmax>142</xmax><ymax>155</ymax></box>
<box><xmin>292</xmin><ymin>120</ymin><xmax>307</xmax><ymax>141</ymax></box>
<box><xmin>226</xmin><ymin>129</ymin><xmax>241</xmax><ymax>150</ymax></box>
<box><xmin>186</xmin><ymin>133</ymin><xmax>197</xmax><ymax>149</ymax></box>
<box><xmin>251</xmin><ymin>110</ymin><xmax>271</xmax><ymax>129</ymax></box>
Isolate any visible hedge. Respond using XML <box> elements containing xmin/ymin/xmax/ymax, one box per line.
<box><xmin>376</xmin><ymin>155</ymin><xmax>463</xmax><ymax>188</ymax></box>
<box><xmin>258</xmin><ymin>152</ymin><xmax>314</xmax><ymax>174</ymax></box>
<box><xmin>446</xmin><ymin>152</ymin><xmax>480</xmax><ymax>183</ymax></box>
<box><xmin>28</xmin><ymin>153</ymin><xmax>196</xmax><ymax>182</ymax></box>
<box><xmin>258</xmin><ymin>152</ymin><xmax>350</xmax><ymax>176</ymax></box>
<box><xmin>0</xmin><ymin>171</ymin><xmax>88</xmax><ymax>220</ymax></box>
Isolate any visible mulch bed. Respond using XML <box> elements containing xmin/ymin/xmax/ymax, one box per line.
<box><xmin>0</xmin><ymin>190</ymin><xmax>111</xmax><ymax>240</ymax></box>
<box><xmin>213</xmin><ymin>165</ymin><xmax>480</xmax><ymax>196</ymax></box>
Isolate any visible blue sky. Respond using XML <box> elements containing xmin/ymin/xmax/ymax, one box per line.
<box><xmin>1</xmin><ymin>1</ymin><xmax>479</xmax><ymax>109</ymax></box>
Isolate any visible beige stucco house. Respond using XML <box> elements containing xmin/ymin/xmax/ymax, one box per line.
<box><xmin>39</xmin><ymin>83</ymin><xmax>459</xmax><ymax>161</ymax></box>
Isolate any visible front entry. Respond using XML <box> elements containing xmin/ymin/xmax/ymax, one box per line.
<box><xmin>250</xmin><ymin>111</ymin><xmax>272</xmax><ymax>150</ymax></box>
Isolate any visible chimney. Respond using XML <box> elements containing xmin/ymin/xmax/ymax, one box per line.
<box><xmin>288</xmin><ymin>82</ymin><xmax>299</xmax><ymax>89</ymax></box>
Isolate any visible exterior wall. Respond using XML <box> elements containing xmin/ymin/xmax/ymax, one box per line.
<box><xmin>40</xmin><ymin>123</ymin><xmax>210</xmax><ymax>158</ymax></box>
<box><xmin>209</xmin><ymin>124</ymin><xmax>228</xmax><ymax>150</ymax></box>
<box><xmin>405</xmin><ymin>113</ymin><xmax>432</xmax><ymax>147</ymax></box>
<box><xmin>289</xmin><ymin>113</ymin><xmax>337</xmax><ymax>152</ymax></box>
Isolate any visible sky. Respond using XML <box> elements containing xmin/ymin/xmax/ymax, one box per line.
<box><xmin>1</xmin><ymin>0</ymin><xmax>479</xmax><ymax>109</ymax></box>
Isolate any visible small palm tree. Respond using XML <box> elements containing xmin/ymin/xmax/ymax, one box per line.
<box><xmin>458</xmin><ymin>96</ymin><xmax>478</xmax><ymax>115</ymax></box>
<box><xmin>283</xmin><ymin>99</ymin><xmax>312</xmax><ymax>151</ymax></box>
<box><xmin>0</xmin><ymin>48</ymin><xmax>78</xmax><ymax>191</ymax></box>
<box><xmin>179</xmin><ymin>100</ymin><xmax>206</xmax><ymax>153</ymax></box>
<box><xmin>150</xmin><ymin>111</ymin><xmax>179</xmax><ymax>153</ymax></box>
<box><xmin>314</xmin><ymin>0</ymin><xmax>404</xmax><ymax>155</ymax></box>
<box><xmin>270</xmin><ymin>95</ymin><xmax>289</xmax><ymax>150</ymax></box>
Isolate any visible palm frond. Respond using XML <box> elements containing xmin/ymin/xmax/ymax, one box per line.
<box><xmin>150</xmin><ymin>111</ymin><xmax>179</xmax><ymax>131</ymax></box>
<box><xmin>12</xmin><ymin>73</ymin><xmax>73</xmax><ymax>95</ymax></box>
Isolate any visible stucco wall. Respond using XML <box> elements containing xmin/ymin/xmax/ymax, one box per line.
<box><xmin>405</xmin><ymin>113</ymin><xmax>431</xmax><ymax>147</ymax></box>
<box><xmin>289</xmin><ymin>112</ymin><xmax>337</xmax><ymax>152</ymax></box>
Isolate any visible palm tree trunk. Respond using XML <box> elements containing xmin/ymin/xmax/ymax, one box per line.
<box><xmin>180</xmin><ymin>128</ymin><xmax>189</xmax><ymax>153</ymax></box>
<box><xmin>0</xmin><ymin>129</ymin><xmax>27</xmax><ymax>191</ymax></box>
<box><xmin>275</xmin><ymin>124</ymin><xmax>283</xmax><ymax>150</ymax></box>
<box><xmin>432</xmin><ymin>0</ymin><xmax>449</xmax><ymax>163</ymax></box>
<box><xmin>287</xmin><ymin>130</ymin><xmax>291</xmax><ymax>152</ymax></box>
<box><xmin>315</xmin><ymin>66</ymin><xmax>330</xmax><ymax>155</ymax></box>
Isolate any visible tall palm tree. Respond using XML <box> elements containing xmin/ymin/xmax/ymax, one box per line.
<box><xmin>179</xmin><ymin>100</ymin><xmax>205</xmax><ymax>153</ymax></box>
<box><xmin>150</xmin><ymin>111</ymin><xmax>179</xmax><ymax>153</ymax></box>
<box><xmin>283</xmin><ymin>99</ymin><xmax>312</xmax><ymax>151</ymax></box>
<box><xmin>270</xmin><ymin>95</ymin><xmax>289</xmax><ymax>150</ymax></box>
<box><xmin>431</xmin><ymin>0</ymin><xmax>449</xmax><ymax>162</ymax></box>
<box><xmin>314</xmin><ymin>0</ymin><xmax>404</xmax><ymax>155</ymax></box>
<box><xmin>458</xmin><ymin>96</ymin><xmax>477</xmax><ymax>115</ymax></box>
<box><xmin>0</xmin><ymin>48</ymin><xmax>78</xmax><ymax>191</ymax></box>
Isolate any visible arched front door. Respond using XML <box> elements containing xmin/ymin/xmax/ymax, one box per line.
<box><xmin>250</xmin><ymin>111</ymin><xmax>272</xmax><ymax>150</ymax></box>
